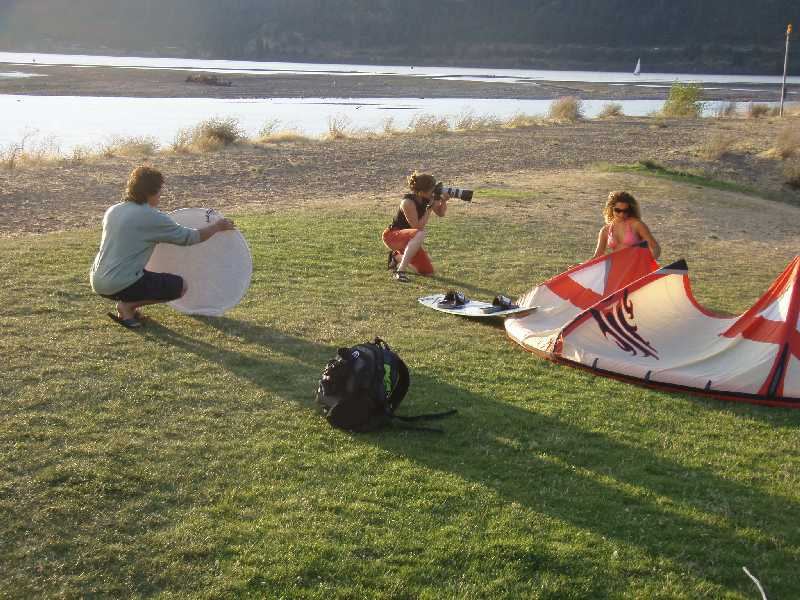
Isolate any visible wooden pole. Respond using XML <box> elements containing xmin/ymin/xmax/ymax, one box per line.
<box><xmin>780</xmin><ymin>23</ymin><xmax>792</xmax><ymax>117</ymax></box>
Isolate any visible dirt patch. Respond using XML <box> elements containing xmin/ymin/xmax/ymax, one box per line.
<box><xmin>1</xmin><ymin>117</ymin><xmax>799</xmax><ymax>263</ymax></box>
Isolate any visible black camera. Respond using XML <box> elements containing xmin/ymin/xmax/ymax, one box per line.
<box><xmin>433</xmin><ymin>182</ymin><xmax>473</xmax><ymax>202</ymax></box>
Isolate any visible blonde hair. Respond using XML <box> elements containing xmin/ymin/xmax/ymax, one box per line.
<box><xmin>603</xmin><ymin>191</ymin><xmax>641</xmax><ymax>224</ymax></box>
<box><xmin>407</xmin><ymin>171</ymin><xmax>436</xmax><ymax>194</ymax></box>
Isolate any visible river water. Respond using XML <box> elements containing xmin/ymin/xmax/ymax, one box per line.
<box><xmin>2</xmin><ymin>51</ymin><xmax>798</xmax><ymax>85</ymax></box>
<box><xmin>0</xmin><ymin>52</ymin><xmax>794</xmax><ymax>152</ymax></box>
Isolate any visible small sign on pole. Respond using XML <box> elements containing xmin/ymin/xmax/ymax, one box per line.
<box><xmin>781</xmin><ymin>23</ymin><xmax>792</xmax><ymax>117</ymax></box>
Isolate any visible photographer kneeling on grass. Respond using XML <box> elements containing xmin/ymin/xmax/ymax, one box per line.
<box><xmin>382</xmin><ymin>172</ymin><xmax>449</xmax><ymax>283</ymax></box>
<box><xmin>90</xmin><ymin>166</ymin><xmax>235</xmax><ymax>329</ymax></box>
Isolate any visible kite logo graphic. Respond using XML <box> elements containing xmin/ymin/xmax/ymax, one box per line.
<box><xmin>590</xmin><ymin>290</ymin><xmax>660</xmax><ymax>359</ymax></box>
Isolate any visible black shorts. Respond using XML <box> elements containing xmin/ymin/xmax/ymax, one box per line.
<box><xmin>102</xmin><ymin>270</ymin><xmax>184</xmax><ymax>302</ymax></box>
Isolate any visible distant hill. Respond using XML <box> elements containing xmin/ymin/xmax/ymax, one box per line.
<box><xmin>1</xmin><ymin>0</ymin><xmax>798</xmax><ymax>73</ymax></box>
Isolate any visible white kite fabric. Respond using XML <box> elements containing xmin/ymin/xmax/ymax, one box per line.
<box><xmin>145</xmin><ymin>208</ymin><xmax>252</xmax><ymax>316</ymax></box>
<box><xmin>506</xmin><ymin>248</ymin><xmax>800</xmax><ymax>408</ymax></box>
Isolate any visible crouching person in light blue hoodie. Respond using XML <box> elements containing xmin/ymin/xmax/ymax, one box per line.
<box><xmin>90</xmin><ymin>166</ymin><xmax>235</xmax><ymax>328</ymax></box>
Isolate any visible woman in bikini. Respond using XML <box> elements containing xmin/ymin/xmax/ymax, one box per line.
<box><xmin>593</xmin><ymin>191</ymin><xmax>660</xmax><ymax>260</ymax></box>
<box><xmin>382</xmin><ymin>172</ymin><xmax>449</xmax><ymax>282</ymax></box>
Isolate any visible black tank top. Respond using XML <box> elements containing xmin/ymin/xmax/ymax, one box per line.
<box><xmin>389</xmin><ymin>194</ymin><xmax>427</xmax><ymax>230</ymax></box>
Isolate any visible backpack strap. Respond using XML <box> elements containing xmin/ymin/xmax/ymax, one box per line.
<box><xmin>373</xmin><ymin>337</ymin><xmax>455</xmax><ymax>430</ymax></box>
<box><xmin>390</xmin><ymin>410</ymin><xmax>458</xmax><ymax>433</ymax></box>
<box><xmin>374</xmin><ymin>337</ymin><xmax>410</xmax><ymax>413</ymax></box>
<box><xmin>391</xmin><ymin>421</ymin><xmax>447</xmax><ymax>433</ymax></box>
<box><xmin>393</xmin><ymin>409</ymin><xmax>458</xmax><ymax>422</ymax></box>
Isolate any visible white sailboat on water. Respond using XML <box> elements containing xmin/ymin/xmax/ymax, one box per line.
<box><xmin>634</xmin><ymin>58</ymin><xmax>641</xmax><ymax>76</ymax></box>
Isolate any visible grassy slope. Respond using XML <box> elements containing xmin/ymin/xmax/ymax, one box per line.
<box><xmin>1</xmin><ymin>199</ymin><xmax>799</xmax><ymax>598</ymax></box>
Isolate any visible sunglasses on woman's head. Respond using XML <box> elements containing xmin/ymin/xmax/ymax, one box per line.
<box><xmin>613</xmin><ymin>207</ymin><xmax>629</xmax><ymax>214</ymax></box>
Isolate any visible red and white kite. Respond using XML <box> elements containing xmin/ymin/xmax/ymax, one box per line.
<box><xmin>507</xmin><ymin>253</ymin><xmax>800</xmax><ymax>407</ymax></box>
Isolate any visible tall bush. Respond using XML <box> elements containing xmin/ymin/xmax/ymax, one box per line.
<box><xmin>548</xmin><ymin>96</ymin><xmax>584</xmax><ymax>122</ymax></box>
<box><xmin>662</xmin><ymin>83</ymin><xmax>704</xmax><ymax>118</ymax></box>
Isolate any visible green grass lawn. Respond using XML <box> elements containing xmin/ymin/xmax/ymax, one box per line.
<box><xmin>1</xmin><ymin>207</ymin><xmax>799</xmax><ymax>598</ymax></box>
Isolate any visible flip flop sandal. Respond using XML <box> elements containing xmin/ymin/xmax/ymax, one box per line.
<box><xmin>395</xmin><ymin>271</ymin><xmax>410</xmax><ymax>283</ymax></box>
<box><xmin>107</xmin><ymin>312</ymin><xmax>143</xmax><ymax>329</ymax></box>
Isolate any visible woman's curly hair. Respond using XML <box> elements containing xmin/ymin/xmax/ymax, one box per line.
<box><xmin>126</xmin><ymin>166</ymin><xmax>164</xmax><ymax>204</ymax></box>
<box><xmin>603</xmin><ymin>190</ymin><xmax>641</xmax><ymax>224</ymax></box>
<box><xmin>407</xmin><ymin>171</ymin><xmax>436</xmax><ymax>194</ymax></box>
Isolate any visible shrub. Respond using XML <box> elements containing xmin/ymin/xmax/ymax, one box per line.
<box><xmin>699</xmin><ymin>132</ymin><xmax>736</xmax><ymax>160</ymax></box>
<box><xmin>548</xmin><ymin>96</ymin><xmax>583</xmax><ymax>122</ymax></box>
<box><xmin>784</xmin><ymin>160</ymin><xmax>800</xmax><ymax>188</ymax></box>
<box><xmin>0</xmin><ymin>141</ymin><xmax>23</xmax><ymax>170</ymax></box>
<box><xmin>1</xmin><ymin>133</ymin><xmax>60</xmax><ymax>169</ymax></box>
<box><xmin>408</xmin><ymin>114</ymin><xmax>450</xmax><ymax>134</ymax></box>
<box><xmin>254</xmin><ymin>120</ymin><xmax>308</xmax><ymax>144</ymax></box>
<box><xmin>775</xmin><ymin>124</ymin><xmax>800</xmax><ymax>159</ymax></box>
<box><xmin>67</xmin><ymin>145</ymin><xmax>91</xmax><ymax>164</ymax></box>
<box><xmin>257</xmin><ymin>119</ymin><xmax>280</xmax><ymax>139</ymax></box>
<box><xmin>170</xmin><ymin>118</ymin><xmax>244</xmax><ymax>152</ymax></box>
<box><xmin>381</xmin><ymin>117</ymin><xmax>398</xmax><ymax>135</ymax></box>
<box><xmin>454</xmin><ymin>111</ymin><xmax>502</xmax><ymax>131</ymax></box>
<box><xmin>714</xmin><ymin>101</ymin><xmax>738</xmax><ymax>118</ymax></box>
<box><xmin>194</xmin><ymin>117</ymin><xmax>244</xmax><ymax>149</ymax></box>
<box><xmin>170</xmin><ymin>128</ymin><xmax>193</xmax><ymax>153</ymax></box>
<box><xmin>101</xmin><ymin>136</ymin><xmax>158</xmax><ymax>158</ymax></box>
<box><xmin>325</xmin><ymin>115</ymin><xmax>352</xmax><ymax>140</ymax></box>
<box><xmin>662</xmin><ymin>82</ymin><xmax>704</xmax><ymax>118</ymax></box>
<box><xmin>504</xmin><ymin>113</ymin><xmax>540</xmax><ymax>128</ymax></box>
<box><xmin>747</xmin><ymin>103</ymin><xmax>770</xmax><ymax>119</ymax></box>
<box><xmin>598</xmin><ymin>103</ymin><xmax>624</xmax><ymax>118</ymax></box>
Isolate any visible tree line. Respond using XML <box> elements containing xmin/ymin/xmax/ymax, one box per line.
<box><xmin>1</xmin><ymin>0</ymin><xmax>798</xmax><ymax>73</ymax></box>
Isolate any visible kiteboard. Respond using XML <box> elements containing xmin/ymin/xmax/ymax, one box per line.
<box><xmin>418</xmin><ymin>293</ymin><xmax>536</xmax><ymax>318</ymax></box>
<box><xmin>145</xmin><ymin>208</ymin><xmax>252</xmax><ymax>316</ymax></box>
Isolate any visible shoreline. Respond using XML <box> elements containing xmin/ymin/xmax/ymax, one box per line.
<box><xmin>0</xmin><ymin>63</ymin><xmax>789</xmax><ymax>103</ymax></box>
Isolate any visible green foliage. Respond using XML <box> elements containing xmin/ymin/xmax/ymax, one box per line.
<box><xmin>2</xmin><ymin>206</ymin><xmax>800</xmax><ymax>597</ymax></box>
<box><xmin>662</xmin><ymin>83</ymin><xmax>705</xmax><ymax>118</ymax></box>
<box><xmin>2</xmin><ymin>1</ymin><xmax>800</xmax><ymax>72</ymax></box>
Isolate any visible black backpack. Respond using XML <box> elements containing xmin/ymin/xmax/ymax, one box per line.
<box><xmin>315</xmin><ymin>338</ymin><xmax>456</xmax><ymax>432</ymax></box>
